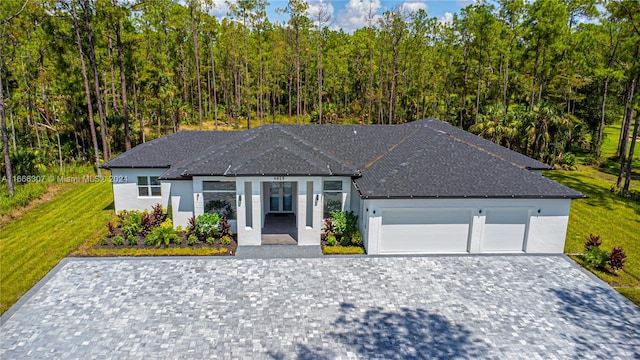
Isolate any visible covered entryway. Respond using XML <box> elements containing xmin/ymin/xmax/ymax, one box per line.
<box><xmin>262</xmin><ymin>213</ymin><xmax>297</xmax><ymax>245</ymax></box>
<box><xmin>378</xmin><ymin>209</ymin><xmax>472</xmax><ymax>254</ymax></box>
<box><xmin>262</xmin><ymin>182</ymin><xmax>298</xmax><ymax>245</ymax></box>
<box><xmin>479</xmin><ymin>209</ymin><xmax>529</xmax><ymax>252</ymax></box>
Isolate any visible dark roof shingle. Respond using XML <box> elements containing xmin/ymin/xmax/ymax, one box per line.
<box><xmin>103</xmin><ymin>119</ymin><xmax>584</xmax><ymax>199</ymax></box>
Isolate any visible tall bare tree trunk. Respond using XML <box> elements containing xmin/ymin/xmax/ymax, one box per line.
<box><xmin>623</xmin><ymin>111</ymin><xmax>639</xmax><ymax>194</ymax></box>
<box><xmin>191</xmin><ymin>6</ymin><xmax>203</xmax><ymax>130</ymax></box>
<box><xmin>107</xmin><ymin>36</ymin><xmax>119</xmax><ymax>114</ymax></box>
<box><xmin>596</xmin><ymin>76</ymin><xmax>609</xmax><ymax>158</ymax></box>
<box><xmin>83</xmin><ymin>0</ymin><xmax>109</xmax><ymax>161</ymax></box>
<box><xmin>1</xmin><ymin>56</ymin><xmax>14</xmax><ymax>197</ymax></box>
<box><xmin>617</xmin><ymin>75</ymin><xmax>637</xmax><ymax>188</ymax></box>
<box><xmin>210</xmin><ymin>37</ymin><xmax>218</xmax><ymax>130</ymax></box>
<box><xmin>113</xmin><ymin>0</ymin><xmax>131</xmax><ymax>150</ymax></box>
<box><xmin>71</xmin><ymin>0</ymin><xmax>101</xmax><ymax>176</ymax></box>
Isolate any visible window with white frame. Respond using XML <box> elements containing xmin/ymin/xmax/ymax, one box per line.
<box><xmin>323</xmin><ymin>180</ymin><xmax>343</xmax><ymax>218</ymax></box>
<box><xmin>203</xmin><ymin>181</ymin><xmax>237</xmax><ymax>219</ymax></box>
<box><xmin>137</xmin><ymin>176</ymin><xmax>161</xmax><ymax>197</ymax></box>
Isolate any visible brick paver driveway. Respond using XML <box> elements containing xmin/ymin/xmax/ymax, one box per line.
<box><xmin>1</xmin><ymin>255</ymin><xmax>639</xmax><ymax>359</ymax></box>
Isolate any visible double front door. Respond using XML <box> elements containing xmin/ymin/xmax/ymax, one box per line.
<box><xmin>269</xmin><ymin>182</ymin><xmax>293</xmax><ymax>213</ymax></box>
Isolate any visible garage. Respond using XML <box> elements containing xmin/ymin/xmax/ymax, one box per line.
<box><xmin>480</xmin><ymin>209</ymin><xmax>529</xmax><ymax>252</ymax></box>
<box><xmin>379</xmin><ymin>209</ymin><xmax>472</xmax><ymax>254</ymax></box>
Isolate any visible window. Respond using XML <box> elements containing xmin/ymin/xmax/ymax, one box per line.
<box><xmin>203</xmin><ymin>181</ymin><xmax>237</xmax><ymax>219</ymax></box>
<box><xmin>138</xmin><ymin>176</ymin><xmax>161</xmax><ymax>197</ymax></box>
<box><xmin>323</xmin><ymin>180</ymin><xmax>343</xmax><ymax>218</ymax></box>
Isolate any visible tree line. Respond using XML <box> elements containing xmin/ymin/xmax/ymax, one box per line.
<box><xmin>1</xmin><ymin>0</ymin><xmax>639</xmax><ymax>197</ymax></box>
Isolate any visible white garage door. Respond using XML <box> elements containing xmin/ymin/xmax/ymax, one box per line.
<box><xmin>379</xmin><ymin>209</ymin><xmax>472</xmax><ymax>254</ymax></box>
<box><xmin>480</xmin><ymin>209</ymin><xmax>529</xmax><ymax>252</ymax></box>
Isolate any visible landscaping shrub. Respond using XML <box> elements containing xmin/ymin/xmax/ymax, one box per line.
<box><xmin>188</xmin><ymin>234</ymin><xmax>199</xmax><ymax>245</ymax></box>
<box><xmin>205</xmin><ymin>237</ymin><xmax>216</xmax><ymax>245</ymax></box>
<box><xmin>99</xmin><ymin>237</ymin><xmax>109</xmax><ymax>246</ymax></box>
<box><xmin>326</xmin><ymin>234</ymin><xmax>337</xmax><ymax>246</ymax></box>
<box><xmin>322</xmin><ymin>217</ymin><xmax>334</xmax><ymax>234</ymax></box>
<box><xmin>340</xmin><ymin>234</ymin><xmax>351</xmax><ymax>246</ymax></box>
<box><xmin>112</xmin><ymin>235</ymin><xmax>124</xmax><ymax>246</ymax></box>
<box><xmin>220</xmin><ymin>235</ymin><xmax>232</xmax><ymax>245</ymax></box>
<box><xmin>584</xmin><ymin>234</ymin><xmax>602</xmax><ymax>251</ymax></box>
<box><xmin>187</xmin><ymin>216</ymin><xmax>197</xmax><ymax>234</ymax></box>
<box><xmin>127</xmin><ymin>234</ymin><xmax>138</xmax><ymax>246</ymax></box>
<box><xmin>151</xmin><ymin>204</ymin><xmax>166</xmax><ymax>228</ymax></box>
<box><xmin>351</xmin><ymin>231</ymin><xmax>363</xmax><ymax>246</ymax></box>
<box><xmin>558</xmin><ymin>152</ymin><xmax>576</xmax><ymax>170</ymax></box>
<box><xmin>106</xmin><ymin>222</ymin><xmax>116</xmax><ymax>236</ymax></box>
<box><xmin>146</xmin><ymin>220</ymin><xmax>179</xmax><ymax>247</ymax></box>
<box><xmin>608</xmin><ymin>247</ymin><xmax>627</xmax><ymax>273</ymax></box>
<box><xmin>122</xmin><ymin>222</ymin><xmax>142</xmax><ymax>237</ymax></box>
<box><xmin>140</xmin><ymin>213</ymin><xmax>154</xmax><ymax>235</ymax></box>
<box><xmin>144</xmin><ymin>234</ymin><xmax>155</xmax><ymax>246</ymax></box>
<box><xmin>195</xmin><ymin>213</ymin><xmax>223</xmax><ymax>239</ymax></box>
<box><xmin>584</xmin><ymin>246</ymin><xmax>610</xmax><ymax>271</ymax></box>
<box><xmin>330</xmin><ymin>210</ymin><xmax>358</xmax><ymax>237</ymax></box>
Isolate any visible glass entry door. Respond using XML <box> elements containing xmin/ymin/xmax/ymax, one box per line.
<box><xmin>269</xmin><ymin>182</ymin><xmax>293</xmax><ymax>212</ymax></box>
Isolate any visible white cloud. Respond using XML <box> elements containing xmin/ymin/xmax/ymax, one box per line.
<box><xmin>439</xmin><ymin>11</ymin><xmax>453</xmax><ymax>25</ymax></box>
<box><xmin>206</xmin><ymin>0</ymin><xmax>232</xmax><ymax>17</ymax></box>
<box><xmin>307</xmin><ymin>0</ymin><xmax>335</xmax><ymax>28</ymax></box>
<box><xmin>333</xmin><ymin>0</ymin><xmax>382</xmax><ymax>33</ymax></box>
<box><xmin>399</xmin><ymin>1</ymin><xmax>427</xmax><ymax>14</ymax></box>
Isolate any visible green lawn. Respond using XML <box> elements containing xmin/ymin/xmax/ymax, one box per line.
<box><xmin>545</xmin><ymin>122</ymin><xmax>640</xmax><ymax>305</ymax></box>
<box><xmin>0</xmin><ymin>180</ymin><xmax>113</xmax><ymax>315</ymax></box>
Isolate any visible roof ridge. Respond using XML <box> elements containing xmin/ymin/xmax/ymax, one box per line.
<box><xmin>277</xmin><ymin>126</ymin><xmax>360</xmax><ymax>174</ymax></box>
<box><xmin>420</xmin><ymin>120</ymin><xmax>550</xmax><ymax>170</ymax></box>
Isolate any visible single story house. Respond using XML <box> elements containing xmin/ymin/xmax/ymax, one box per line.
<box><xmin>102</xmin><ymin>118</ymin><xmax>584</xmax><ymax>254</ymax></box>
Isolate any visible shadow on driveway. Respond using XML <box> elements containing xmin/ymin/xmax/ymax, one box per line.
<box><xmin>269</xmin><ymin>302</ymin><xmax>491</xmax><ymax>359</ymax></box>
<box><xmin>551</xmin><ymin>285</ymin><xmax>640</xmax><ymax>359</ymax></box>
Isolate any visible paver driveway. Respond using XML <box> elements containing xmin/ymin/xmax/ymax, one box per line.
<box><xmin>1</xmin><ymin>255</ymin><xmax>639</xmax><ymax>359</ymax></box>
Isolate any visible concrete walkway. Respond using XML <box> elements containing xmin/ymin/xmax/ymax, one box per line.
<box><xmin>1</xmin><ymin>256</ymin><xmax>639</xmax><ymax>359</ymax></box>
<box><xmin>236</xmin><ymin>245</ymin><xmax>322</xmax><ymax>258</ymax></box>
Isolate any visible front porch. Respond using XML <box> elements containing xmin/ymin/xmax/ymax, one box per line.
<box><xmin>261</xmin><ymin>213</ymin><xmax>297</xmax><ymax>245</ymax></box>
<box><xmin>190</xmin><ymin>176</ymin><xmax>350</xmax><ymax>247</ymax></box>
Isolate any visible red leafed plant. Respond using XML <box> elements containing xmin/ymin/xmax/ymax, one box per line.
<box><xmin>106</xmin><ymin>222</ymin><xmax>116</xmax><ymax>236</ymax></box>
<box><xmin>151</xmin><ymin>203</ymin><xmax>166</xmax><ymax>228</ymax></box>
<box><xmin>608</xmin><ymin>247</ymin><xmax>627</xmax><ymax>273</ymax></box>
<box><xmin>141</xmin><ymin>213</ymin><xmax>153</xmax><ymax>235</ymax></box>
<box><xmin>584</xmin><ymin>233</ymin><xmax>602</xmax><ymax>251</ymax></box>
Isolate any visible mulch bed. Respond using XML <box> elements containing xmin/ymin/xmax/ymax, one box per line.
<box><xmin>98</xmin><ymin>230</ymin><xmax>237</xmax><ymax>254</ymax></box>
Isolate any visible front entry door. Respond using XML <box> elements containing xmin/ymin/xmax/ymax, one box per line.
<box><xmin>269</xmin><ymin>182</ymin><xmax>293</xmax><ymax>212</ymax></box>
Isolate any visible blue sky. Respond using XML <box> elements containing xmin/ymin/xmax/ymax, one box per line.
<box><xmin>208</xmin><ymin>0</ymin><xmax>473</xmax><ymax>32</ymax></box>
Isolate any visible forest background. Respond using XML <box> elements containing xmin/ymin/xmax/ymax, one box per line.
<box><xmin>1</xmin><ymin>0</ymin><xmax>639</xmax><ymax>198</ymax></box>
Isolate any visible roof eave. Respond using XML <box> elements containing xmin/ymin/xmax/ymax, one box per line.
<box><xmin>359</xmin><ymin>194</ymin><xmax>586</xmax><ymax>200</ymax></box>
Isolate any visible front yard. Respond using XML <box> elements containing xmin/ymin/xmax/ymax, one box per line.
<box><xmin>0</xmin><ymin>179</ymin><xmax>114</xmax><ymax>315</ymax></box>
<box><xmin>546</xmin><ymin>165</ymin><xmax>640</xmax><ymax>305</ymax></box>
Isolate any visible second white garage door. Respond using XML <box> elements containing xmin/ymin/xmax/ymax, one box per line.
<box><xmin>379</xmin><ymin>209</ymin><xmax>472</xmax><ymax>254</ymax></box>
<box><xmin>480</xmin><ymin>209</ymin><xmax>529</xmax><ymax>252</ymax></box>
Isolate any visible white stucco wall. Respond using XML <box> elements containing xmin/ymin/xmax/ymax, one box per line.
<box><xmin>110</xmin><ymin>168</ymin><xmax>170</xmax><ymax>213</ymax></box>
<box><xmin>167</xmin><ymin>180</ymin><xmax>194</xmax><ymax>228</ymax></box>
<box><xmin>363</xmin><ymin>198</ymin><xmax>572</xmax><ymax>255</ymax></box>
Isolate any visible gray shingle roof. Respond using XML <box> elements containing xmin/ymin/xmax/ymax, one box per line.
<box><xmin>103</xmin><ymin>119</ymin><xmax>584</xmax><ymax>199</ymax></box>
